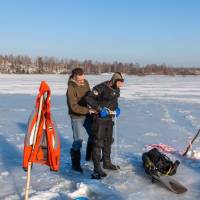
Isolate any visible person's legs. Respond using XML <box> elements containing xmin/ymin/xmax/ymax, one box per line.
<box><xmin>91</xmin><ymin>118</ymin><xmax>107</xmax><ymax>179</ymax></box>
<box><xmin>83</xmin><ymin>114</ymin><xmax>93</xmax><ymax>135</ymax></box>
<box><xmin>92</xmin><ymin>146</ymin><xmax>107</xmax><ymax>179</ymax></box>
<box><xmin>71</xmin><ymin>117</ymin><xmax>86</xmax><ymax>150</ymax></box>
<box><xmin>70</xmin><ymin>117</ymin><xmax>86</xmax><ymax>172</ymax></box>
<box><xmin>84</xmin><ymin>114</ymin><xmax>93</xmax><ymax>161</ymax></box>
<box><xmin>103</xmin><ymin>119</ymin><xmax>120</xmax><ymax>170</ymax></box>
<box><xmin>85</xmin><ymin>137</ymin><xmax>93</xmax><ymax>161</ymax></box>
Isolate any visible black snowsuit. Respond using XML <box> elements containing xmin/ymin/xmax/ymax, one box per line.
<box><xmin>85</xmin><ymin>81</ymin><xmax>120</xmax><ymax>175</ymax></box>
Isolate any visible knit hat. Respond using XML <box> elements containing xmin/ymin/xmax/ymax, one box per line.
<box><xmin>110</xmin><ymin>72</ymin><xmax>124</xmax><ymax>85</ymax></box>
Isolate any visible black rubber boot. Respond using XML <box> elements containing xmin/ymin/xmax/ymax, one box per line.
<box><xmin>103</xmin><ymin>162</ymin><xmax>120</xmax><ymax>170</ymax></box>
<box><xmin>70</xmin><ymin>148</ymin><xmax>83</xmax><ymax>172</ymax></box>
<box><xmin>92</xmin><ymin>167</ymin><xmax>107</xmax><ymax>179</ymax></box>
<box><xmin>85</xmin><ymin>139</ymin><xmax>93</xmax><ymax>161</ymax></box>
<box><xmin>91</xmin><ymin>171</ymin><xmax>101</xmax><ymax>179</ymax></box>
<box><xmin>103</xmin><ymin>145</ymin><xmax>120</xmax><ymax>170</ymax></box>
<box><xmin>92</xmin><ymin>146</ymin><xmax>107</xmax><ymax>179</ymax></box>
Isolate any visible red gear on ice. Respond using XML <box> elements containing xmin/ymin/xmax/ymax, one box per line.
<box><xmin>146</xmin><ymin>143</ymin><xmax>176</xmax><ymax>153</ymax></box>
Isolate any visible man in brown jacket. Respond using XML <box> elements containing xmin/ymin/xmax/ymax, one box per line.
<box><xmin>67</xmin><ymin>68</ymin><xmax>94</xmax><ymax>172</ymax></box>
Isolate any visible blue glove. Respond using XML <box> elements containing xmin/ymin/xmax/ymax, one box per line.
<box><xmin>99</xmin><ymin>107</ymin><xmax>109</xmax><ymax>118</ymax></box>
<box><xmin>115</xmin><ymin>107</ymin><xmax>120</xmax><ymax>117</ymax></box>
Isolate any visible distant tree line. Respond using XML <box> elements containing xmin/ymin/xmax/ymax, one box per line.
<box><xmin>0</xmin><ymin>54</ymin><xmax>200</xmax><ymax>75</ymax></box>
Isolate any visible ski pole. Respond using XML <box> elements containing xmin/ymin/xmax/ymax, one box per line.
<box><xmin>24</xmin><ymin>94</ymin><xmax>44</xmax><ymax>200</ymax></box>
<box><xmin>182</xmin><ymin>128</ymin><xmax>200</xmax><ymax>156</ymax></box>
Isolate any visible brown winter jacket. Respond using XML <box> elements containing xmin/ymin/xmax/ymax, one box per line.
<box><xmin>66</xmin><ymin>78</ymin><xmax>90</xmax><ymax>118</ymax></box>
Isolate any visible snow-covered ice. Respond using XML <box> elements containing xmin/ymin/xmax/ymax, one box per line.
<box><xmin>1</xmin><ymin>74</ymin><xmax>200</xmax><ymax>200</ymax></box>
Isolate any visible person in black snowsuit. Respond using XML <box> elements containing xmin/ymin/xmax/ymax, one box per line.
<box><xmin>85</xmin><ymin>72</ymin><xmax>124</xmax><ymax>179</ymax></box>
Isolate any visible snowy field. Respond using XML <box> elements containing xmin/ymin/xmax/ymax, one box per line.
<box><xmin>1</xmin><ymin>74</ymin><xmax>200</xmax><ymax>200</ymax></box>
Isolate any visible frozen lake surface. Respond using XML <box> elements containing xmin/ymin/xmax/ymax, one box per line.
<box><xmin>0</xmin><ymin>74</ymin><xmax>200</xmax><ymax>200</ymax></box>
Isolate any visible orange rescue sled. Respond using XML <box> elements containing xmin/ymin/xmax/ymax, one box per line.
<box><xmin>23</xmin><ymin>81</ymin><xmax>60</xmax><ymax>171</ymax></box>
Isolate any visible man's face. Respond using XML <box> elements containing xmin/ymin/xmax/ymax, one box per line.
<box><xmin>74</xmin><ymin>74</ymin><xmax>85</xmax><ymax>85</ymax></box>
<box><xmin>116</xmin><ymin>80</ymin><xmax>124</xmax><ymax>88</ymax></box>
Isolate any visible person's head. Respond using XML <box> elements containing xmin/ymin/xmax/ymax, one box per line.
<box><xmin>71</xmin><ymin>68</ymin><xmax>85</xmax><ymax>85</ymax></box>
<box><xmin>110</xmin><ymin>72</ymin><xmax>124</xmax><ymax>89</ymax></box>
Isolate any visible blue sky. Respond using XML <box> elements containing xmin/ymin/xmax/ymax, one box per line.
<box><xmin>0</xmin><ymin>0</ymin><xmax>200</xmax><ymax>66</ymax></box>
